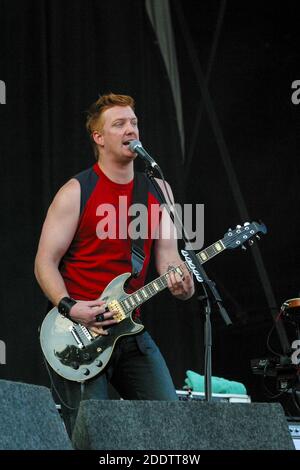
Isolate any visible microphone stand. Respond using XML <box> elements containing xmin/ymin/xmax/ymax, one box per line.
<box><xmin>143</xmin><ymin>163</ymin><xmax>232</xmax><ymax>402</ymax></box>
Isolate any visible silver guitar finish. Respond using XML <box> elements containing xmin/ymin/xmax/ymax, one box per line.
<box><xmin>40</xmin><ymin>273</ymin><xmax>143</xmax><ymax>382</ymax></box>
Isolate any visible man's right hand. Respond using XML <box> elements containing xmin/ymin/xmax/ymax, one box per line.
<box><xmin>69</xmin><ymin>300</ymin><xmax>119</xmax><ymax>335</ymax></box>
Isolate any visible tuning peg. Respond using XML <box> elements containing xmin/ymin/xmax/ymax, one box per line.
<box><xmin>236</xmin><ymin>225</ymin><xmax>242</xmax><ymax>229</ymax></box>
<box><xmin>248</xmin><ymin>239</ymin><xmax>254</xmax><ymax>246</ymax></box>
<box><xmin>255</xmin><ymin>235</ymin><xmax>260</xmax><ymax>240</ymax></box>
<box><xmin>244</xmin><ymin>222</ymin><xmax>250</xmax><ymax>226</ymax></box>
<box><xmin>241</xmin><ymin>245</ymin><xmax>247</xmax><ymax>251</ymax></box>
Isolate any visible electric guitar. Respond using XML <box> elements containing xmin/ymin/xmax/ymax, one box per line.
<box><xmin>40</xmin><ymin>221</ymin><xmax>266</xmax><ymax>382</ymax></box>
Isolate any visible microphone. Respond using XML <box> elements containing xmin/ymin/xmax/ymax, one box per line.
<box><xmin>128</xmin><ymin>140</ymin><xmax>160</xmax><ymax>170</ymax></box>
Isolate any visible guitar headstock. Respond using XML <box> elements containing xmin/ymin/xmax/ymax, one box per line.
<box><xmin>223</xmin><ymin>221</ymin><xmax>267</xmax><ymax>250</ymax></box>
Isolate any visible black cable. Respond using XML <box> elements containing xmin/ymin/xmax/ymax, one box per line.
<box><xmin>291</xmin><ymin>386</ymin><xmax>300</xmax><ymax>414</ymax></box>
<box><xmin>43</xmin><ymin>355</ymin><xmax>79</xmax><ymax>411</ymax></box>
<box><xmin>266</xmin><ymin>321</ymin><xmax>282</xmax><ymax>358</ymax></box>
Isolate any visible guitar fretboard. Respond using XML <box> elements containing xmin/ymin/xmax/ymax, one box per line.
<box><xmin>120</xmin><ymin>239</ymin><xmax>226</xmax><ymax>313</ymax></box>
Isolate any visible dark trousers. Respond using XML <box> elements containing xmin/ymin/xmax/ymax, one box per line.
<box><xmin>50</xmin><ymin>331</ymin><xmax>178</xmax><ymax>437</ymax></box>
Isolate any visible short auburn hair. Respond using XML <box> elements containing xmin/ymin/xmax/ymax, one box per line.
<box><xmin>86</xmin><ymin>92</ymin><xmax>135</xmax><ymax>160</ymax></box>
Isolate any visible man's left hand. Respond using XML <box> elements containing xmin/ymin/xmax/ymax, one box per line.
<box><xmin>166</xmin><ymin>265</ymin><xmax>194</xmax><ymax>300</ymax></box>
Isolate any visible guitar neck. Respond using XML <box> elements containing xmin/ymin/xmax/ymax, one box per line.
<box><xmin>120</xmin><ymin>239</ymin><xmax>226</xmax><ymax>312</ymax></box>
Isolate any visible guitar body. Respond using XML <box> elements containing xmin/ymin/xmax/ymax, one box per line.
<box><xmin>40</xmin><ymin>273</ymin><xmax>144</xmax><ymax>382</ymax></box>
<box><xmin>39</xmin><ymin>221</ymin><xmax>267</xmax><ymax>383</ymax></box>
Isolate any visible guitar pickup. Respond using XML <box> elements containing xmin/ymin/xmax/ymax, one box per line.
<box><xmin>107</xmin><ymin>300</ymin><xmax>126</xmax><ymax>322</ymax></box>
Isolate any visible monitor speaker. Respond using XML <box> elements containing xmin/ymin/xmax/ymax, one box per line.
<box><xmin>0</xmin><ymin>379</ymin><xmax>72</xmax><ymax>449</ymax></box>
<box><xmin>72</xmin><ymin>399</ymin><xmax>295</xmax><ymax>450</ymax></box>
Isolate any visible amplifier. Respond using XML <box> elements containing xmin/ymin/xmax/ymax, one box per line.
<box><xmin>287</xmin><ymin>419</ymin><xmax>300</xmax><ymax>450</ymax></box>
<box><xmin>176</xmin><ymin>390</ymin><xmax>251</xmax><ymax>403</ymax></box>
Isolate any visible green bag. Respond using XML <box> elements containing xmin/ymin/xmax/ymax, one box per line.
<box><xmin>184</xmin><ymin>370</ymin><xmax>247</xmax><ymax>395</ymax></box>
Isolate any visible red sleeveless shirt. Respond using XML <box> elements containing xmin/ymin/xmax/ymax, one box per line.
<box><xmin>60</xmin><ymin>164</ymin><xmax>161</xmax><ymax>301</ymax></box>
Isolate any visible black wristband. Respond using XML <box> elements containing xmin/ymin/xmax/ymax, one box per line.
<box><xmin>57</xmin><ymin>297</ymin><xmax>77</xmax><ymax>319</ymax></box>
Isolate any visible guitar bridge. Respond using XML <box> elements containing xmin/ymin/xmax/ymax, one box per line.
<box><xmin>108</xmin><ymin>300</ymin><xmax>126</xmax><ymax>322</ymax></box>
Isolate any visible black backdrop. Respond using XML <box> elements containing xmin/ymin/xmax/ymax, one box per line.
<box><xmin>1</xmin><ymin>0</ymin><xmax>300</xmax><ymax>408</ymax></box>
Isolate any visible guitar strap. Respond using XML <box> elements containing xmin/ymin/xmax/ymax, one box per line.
<box><xmin>131</xmin><ymin>171</ymin><xmax>166</xmax><ymax>277</ymax></box>
<box><xmin>131</xmin><ymin>171</ymin><xmax>147</xmax><ymax>277</ymax></box>
<box><xmin>131</xmin><ymin>171</ymin><xmax>162</xmax><ymax>278</ymax></box>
